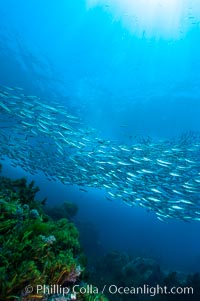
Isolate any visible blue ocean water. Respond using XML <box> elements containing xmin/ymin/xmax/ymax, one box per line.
<box><xmin>1</xmin><ymin>0</ymin><xmax>200</xmax><ymax>275</ymax></box>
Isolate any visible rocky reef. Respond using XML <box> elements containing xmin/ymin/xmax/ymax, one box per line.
<box><xmin>88</xmin><ymin>250</ymin><xmax>200</xmax><ymax>300</ymax></box>
<box><xmin>2</xmin><ymin>162</ymin><xmax>200</xmax><ymax>301</ymax></box>
<box><xmin>44</xmin><ymin>201</ymin><xmax>79</xmax><ymax>221</ymax></box>
<box><xmin>0</xmin><ymin>163</ymin><xmax>108</xmax><ymax>301</ymax></box>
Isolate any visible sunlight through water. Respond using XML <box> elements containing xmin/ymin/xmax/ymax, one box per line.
<box><xmin>86</xmin><ymin>0</ymin><xmax>200</xmax><ymax>39</ymax></box>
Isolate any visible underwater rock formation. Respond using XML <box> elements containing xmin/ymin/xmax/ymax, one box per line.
<box><xmin>0</xmin><ymin>167</ymin><xmax>108</xmax><ymax>301</ymax></box>
<box><xmin>88</xmin><ymin>251</ymin><xmax>200</xmax><ymax>300</ymax></box>
<box><xmin>44</xmin><ymin>201</ymin><xmax>79</xmax><ymax>221</ymax></box>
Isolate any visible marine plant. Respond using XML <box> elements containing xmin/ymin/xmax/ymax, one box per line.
<box><xmin>83</xmin><ymin>293</ymin><xmax>109</xmax><ymax>301</ymax></box>
<box><xmin>88</xmin><ymin>251</ymin><xmax>200</xmax><ymax>300</ymax></box>
<box><xmin>44</xmin><ymin>201</ymin><xmax>78</xmax><ymax>221</ymax></box>
<box><xmin>0</xmin><ymin>172</ymin><xmax>83</xmax><ymax>300</ymax></box>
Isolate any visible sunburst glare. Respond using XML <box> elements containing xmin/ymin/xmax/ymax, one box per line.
<box><xmin>86</xmin><ymin>0</ymin><xmax>200</xmax><ymax>38</ymax></box>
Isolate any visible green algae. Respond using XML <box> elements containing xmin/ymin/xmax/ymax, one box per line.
<box><xmin>0</xmin><ymin>169</ymin><xmax>82</xmax><ymax>300</ymax></box>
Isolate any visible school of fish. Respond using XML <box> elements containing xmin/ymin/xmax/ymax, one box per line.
<box><xmin>0</xmin><ymin>85</ymin><xmax>200</xmax><ymax>222</ymax></box>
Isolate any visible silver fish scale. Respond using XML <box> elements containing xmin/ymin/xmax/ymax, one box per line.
<box><xmin>1</xmin><ymin>85</ymin><xmax>200</xmax><ymax>221</ymax></box>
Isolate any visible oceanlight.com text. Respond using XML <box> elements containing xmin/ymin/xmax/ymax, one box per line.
<box><xmin>24</xmin><ymin>283</ymin><xmax>194</xmax><ymax>298</ymax></box>
<box><xmin>107</xmin><ymin>284</ymin><xmax>194</xmax><ymax>296</ymax></box>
